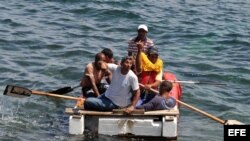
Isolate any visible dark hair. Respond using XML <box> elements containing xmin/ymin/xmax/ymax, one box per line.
<box><xmin>101</xmin><ymin>48</ymin><xmax>113</xmax><ymax>59</ymax></box>
<box><xmin>121</xmin><ymin>56</ymin><xmax>133</xmax><ymax>64</ymax></box>
<box><xmin>147</xmin><ymin>47</ymin><xmax>158</xmax><ymax>55</ymax></box>
<box><xmin>95</xmin><ymin>52</ymin><xmax>105</xmax><ymax>62</ymax></box>
<box><xmin>159</xmin><ymin>81</ymin><xmax>173</xmax><ymax>95</ymax></box>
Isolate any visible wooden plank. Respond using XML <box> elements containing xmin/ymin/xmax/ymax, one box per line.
<box><xmin>144</xmin><ymin>109</ymin><xmax>179</xmax><ymax>115</ymax></box>
<box><xmin>112</xmin><ymin>109</ymin><xmax>145</xmax><ymax>114</ymax></box>
<box><xmin>65</xmin><ymin>108</ymin><xmax>179</xmax><ymax>116</ymax></box>
<box><xmin>65</xmin><ymin>108</ymin><xmax>113</xmax><ymax>116</ymax></box>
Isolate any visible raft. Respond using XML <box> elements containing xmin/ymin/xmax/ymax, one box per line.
<box><xmin>65</xmin><ymin>71</ymin><xmax>182</xmax><ymax>139</ymax></box>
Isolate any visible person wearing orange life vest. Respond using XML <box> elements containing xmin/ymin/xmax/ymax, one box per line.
<box><xmin>135</xmin><ymin>41</ymin><xmax>163</xmax><ymax>104</ymax></box>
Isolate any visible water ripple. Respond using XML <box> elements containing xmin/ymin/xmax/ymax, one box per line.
<box><xmin>1</xmin><ymin>0</ymin><xmax>250</xmax><ymax>140</ymax></box>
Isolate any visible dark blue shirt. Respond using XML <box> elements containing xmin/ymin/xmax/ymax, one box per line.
<box><xmin>136</xmin><ymin>95</ymin><xmax>176</xmax><ymax>111</ymax></box>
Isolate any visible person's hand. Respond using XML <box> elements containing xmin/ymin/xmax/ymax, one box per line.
<box><xmin>98</xmin><ymin>61</ymin><xmax>108</xmax><ymax>70</ymax></box>
<box><xmin>75</xmin><ymin>97</ymin><xmax>85</xmax><ymax>108</ymax></box>
<box><xmin>125</xmin><ymin>105</ymin><xmax>134</xmax><ymax>114</ymax></box>
<box><xmin>144</xmin><ymin>84</ymin><xmax>152</xmax><ymax>90</ymax></box>
<box><xmin>136</xmin><ymin>41</ymin><xmax>144</xmax><ymax>51</ymax></box>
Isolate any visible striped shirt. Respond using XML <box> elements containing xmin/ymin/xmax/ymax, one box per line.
<box><xmin>127</xmin><ymin>37</ymin><xmax>154</xmax><ymax>57</ymax></box>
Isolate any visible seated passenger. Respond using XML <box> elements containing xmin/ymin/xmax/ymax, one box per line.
<box><xmin>80</xmin><ymin>53</ymin><xmax>111</xmax><ymax>98</ymax></box>
<box><xmin>84</xmin><ymin>56</ymin><xmax>140</xmax><ymax>114</ymax></box>
<box><xmin>101</xmin><ymin>48</ymin><xmax>115</xmax><ymax>64</ymax></box>
<box><xmin>136</xmin><ymin>81</ymin><xmax>176</xmax><ymax>111</ymax></box>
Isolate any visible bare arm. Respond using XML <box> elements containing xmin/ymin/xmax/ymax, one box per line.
<box><xmin>144</xmin><ymin>80</ymin><xmax>161</xmax><ymax>90</ymax></box>
<box><xmin>125</xmin><ymin>88</ymin><xmax>140</xmax><ymax>114</ymax></box>
<box><xmin>91</xmin><ymin>61</ymin><xmax>109</xmax><ymax>96</ymax></box>
<box><xmin>80</xmin><ymin>67</ymin><xmax>89</xmax><ymax>87</ymax></box>
<box><xmin>104</xmin><ymin>70</ymin><xmax>112</xmax><ymax>84</ymax></box>
<box><xmin>81</xmin><ymin>64</ymin><xmax>100</xmax><ymax>97</ymax></box>
<box><xmin>144</xmin><ymin>69</ymin><xmax>163</xmax><ymax>90</ymax></box>
<box><xmin>135</xmin><ymin>41</ymin><xmax>143</xmax><ymax>73</ymax></box>
<box><xmin>87</xmin><ymin>74</ymin><xmax>101</xmax><ymax>97</ymax></box>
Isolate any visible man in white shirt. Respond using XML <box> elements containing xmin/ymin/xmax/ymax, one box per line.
<box><xmin>84</xmin><ymin>56</ymin><xmax>140</xmax><ymax>114</ymax></box>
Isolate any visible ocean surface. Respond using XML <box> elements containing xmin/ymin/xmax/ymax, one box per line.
<box><xmin>0</xmin><ymin>0</ymin><xmax>249</xmax><ymax>141</ymax></box>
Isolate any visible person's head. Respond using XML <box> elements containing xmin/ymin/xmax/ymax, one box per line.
<box><xmin>137</xmin><ymin>24</ymin><xmax>148</xmax><ymax>40</ymax></box>
<box><xmin>94</xmin><ymin>53</ymin><xmax>106</xmax><ymax>70</ymax></box>
<box><xmin>159</xmin><ymin>81</ymin><xmax>173</xmax><ymax>95</ymax></box>
<box><xmin>101</xmin><ymin>48</ymin><xmax>114</xmax><ymax>63</ymax></box>
<box><xmin>147</xmin><ymin>47</ymin><xmax>159</xmax><ymax>63</ymax></box>
<box><xmin>120</xmin><ymin>56</ymin><xmax>134</xmax><ymax>73</ymax></box>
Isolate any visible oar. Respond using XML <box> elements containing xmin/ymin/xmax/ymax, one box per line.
<box><xmin>166</xmin><ymin>80</ymin><xmax>226</xmax><ymax>86</ymax></box>
<box><xmin>48</xmin><ymin>85</ymin><xmax>81</xmax><ymax>94</ymax></box>
<box><xmin>139</xmin><ymin>83</ymin><xmax>243</xmax><ymax>125</ymax></box>
<box><xmin>3</xmin><ymin>85</ymin><xmax>85</xmax><ymax>108</ymax></box>
<box><xmin>3</xmin><ymin>85</ymin><xmax>84</xmax><ymax>101</ymax></box>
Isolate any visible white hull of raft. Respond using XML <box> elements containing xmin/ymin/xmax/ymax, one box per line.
<box><xmin>65</xmin><ymin>71</ymin><xmax>182</xmax><ymax>139</ymax></box>
<box><xmin>65</xmin><ymin>107</ymin><xmax>179</xmax><ymax>139</ymax></box>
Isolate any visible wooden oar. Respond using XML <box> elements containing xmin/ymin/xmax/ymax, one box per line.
<box><xmin>139</xmin><ymin>83</ymin><xmax>243</xmax><ymax>125</ymax></box>
<box><xmin>166</xmin><ymin>80</ymin><xmax>226</xmax><ymax>86</ymax></box>
<box><xmin>3</xmin><ymin>85</ymin><xmax>83</xmax><ymax>101</ymax></box>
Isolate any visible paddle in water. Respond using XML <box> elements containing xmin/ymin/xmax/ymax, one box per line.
<box><xmin>4</xmin><ymin>85</ymin><xmax>85</xmax><ymax>108</ymax></box>
<box><xmin>4</xmin><ymin>85</ymin><xmax>31</xmax><ymax>98</ymax></box>
<box><xmin>4</xmin><ymin>85</ymin><xmax>82</xmax><ymax>100</ymax></box>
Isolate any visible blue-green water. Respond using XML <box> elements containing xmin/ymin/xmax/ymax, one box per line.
<box><xmin>0</xmin><ymin>0</ymin><xmax>249</xmax><ymax>140</ymax></box>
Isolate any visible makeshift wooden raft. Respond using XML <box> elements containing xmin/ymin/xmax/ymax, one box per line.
<box><xmin>65</xmin><ymin>107</ymin><xmax>179</xmax><ymax>139</ymax></box>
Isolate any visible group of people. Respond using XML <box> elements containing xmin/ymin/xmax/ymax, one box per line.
<box><xmin>79</xmin><ymin>24</ymin><xmax>176</xmax><ymax>113</ymax></box>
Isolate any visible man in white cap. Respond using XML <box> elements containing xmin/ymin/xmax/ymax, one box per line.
<box><xmin>127</xmin><ymin>24</ymin><xmax>154</xmax><ymax>57</ymax></box>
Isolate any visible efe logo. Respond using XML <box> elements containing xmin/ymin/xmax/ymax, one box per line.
<box><xmin>224</xmin><ymin>125</ymin><xmax>249</xmax><ymax>141</ymax></box>
<box><xmin>228</xmin><ymin>129</ymin><xmax>246</xmax><ymax>136</ymax></box>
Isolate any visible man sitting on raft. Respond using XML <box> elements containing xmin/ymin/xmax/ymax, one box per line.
<box><xmin>136</xmin><ymin>81</ymin><xmax>176</xmax><ymax>111</ymax></box>
<box><xmin>84</xmin><ymin>56</ymin><xmax>140</xmax><ymax>114</ymax></box>
<box><xmin>80</xmin><ymin>53</ymin><xmax>111</xmax><ymax>98</ymax></box>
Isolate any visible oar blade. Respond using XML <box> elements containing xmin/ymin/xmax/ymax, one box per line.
<box><xmin>49</xmin><ymin>87</ymin><xmax>73</xmax><ymax>94</ymax></box>
<box><xmin>3</xmin><ymin>85</ymin><xmax>31</xmax><ymax>98</ymax></box>
<box><xmin>225</xmin><ymin>120</ymin><xmax>244</xmax><ymax>125</ymax></box>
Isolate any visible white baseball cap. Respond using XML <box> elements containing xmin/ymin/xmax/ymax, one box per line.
<box><xmin>138</xmin><ymin>24</ymin><xmax>148</xmax><ymax>32</ymax></box>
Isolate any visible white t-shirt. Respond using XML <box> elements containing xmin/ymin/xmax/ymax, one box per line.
<box><xmin>105</xmin><ymin>64</ymin><xmax>139</xmax><ymax>107</ymax></box>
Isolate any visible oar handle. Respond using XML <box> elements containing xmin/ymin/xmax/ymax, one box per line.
<box><xmin>139</xmin><ymin>83</ymin><xmax>226</xmax><ymax>124</ymax></box>
<box><xmin>32</xmin><ymin>90</ymin><xmax>80</xmax><ymax>100</ymax></box>
<box><xmin>175</xmin><ymin>99</ymin><xmax>225</xmax><ymax>124</ymax></box>
<box><xmin>32</xmin><ymin>90</ymin><xmax>85</xmax><ymax>108</ymax></box>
